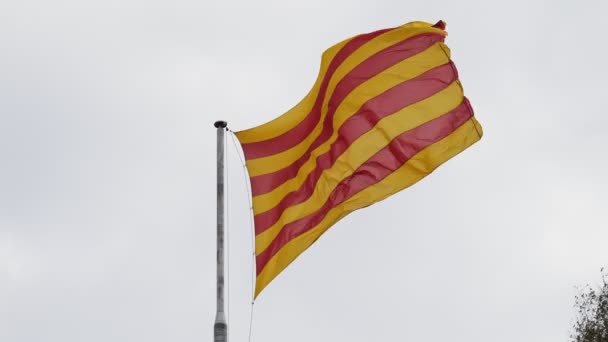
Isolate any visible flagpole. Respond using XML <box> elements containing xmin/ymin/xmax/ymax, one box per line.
<box><xmin>214</xmin><ymin>120</ymin><xmax>228</xmax><ymax>342</ymax></box>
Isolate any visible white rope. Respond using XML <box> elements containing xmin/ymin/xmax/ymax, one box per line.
<box><xmin>228</xmin><ymin>129</ymin><xmax>256</xmax><ymax>342</ymax></box>
<box><xmin>225</xmin><ymin>127</ymin><xmax>230</xmax><ymax>326</ymax></box>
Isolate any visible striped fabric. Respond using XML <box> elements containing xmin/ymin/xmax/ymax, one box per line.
<box><xmin>235</xmin><ymin>20</ymin><xmax>483</xmax><ymax>297</ymax></box>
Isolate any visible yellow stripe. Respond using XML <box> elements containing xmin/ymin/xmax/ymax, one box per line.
<box><xmin>246</xmin><ymin>40</ymin><xmax>450</xmax><ymax>177</ymax></box>
<box><xmin>240</xmin><ymin>22</ymin><xmax>447</xmax><ymax>162</ymax></box>
<box><xmin>254</xmin><ymin>81</ymin><xmax>464</xmax><ymax>255</ymax></box>
<box><xmin>235</xmin><ymin>39</ymin><xmax>350</xmax><ymax>144</ymax></box>
<box><xmin>255</xmin><ymin>117</ymin><xmax>482</xmax><ymax>297</ymax></box>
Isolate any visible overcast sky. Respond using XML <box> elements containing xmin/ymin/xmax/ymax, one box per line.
<box><xmin>2</xmin><ymin>0</ymin><xmax>608</xmax><ymax>341</ymax></box>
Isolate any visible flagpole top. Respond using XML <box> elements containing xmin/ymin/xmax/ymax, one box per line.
<box><xmin>214</xmin><ymin>121</ymin><xmax>227</xmax><ymax>128</ymax></box>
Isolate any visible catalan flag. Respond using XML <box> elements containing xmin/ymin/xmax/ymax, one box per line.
<box><xmin>235</xmin><ymin>20</ymin><xmax>483</xmax><ymax>297</ymax></box>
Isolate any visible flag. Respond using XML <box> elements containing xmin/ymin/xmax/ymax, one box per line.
<box><xmin>235</xmin><ymin>20</ymin><xmax>483</xmax><ymax>297</ymax></box>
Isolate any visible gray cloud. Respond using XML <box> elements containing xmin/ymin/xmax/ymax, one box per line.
<box><xmin>1</xmin><ymin>0</ymin><xmax>607</xmax><ymax>341</ymax></box>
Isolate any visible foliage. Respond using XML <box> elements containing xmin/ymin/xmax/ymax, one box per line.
<box><xmin>572</xmin><ymin>269</ymin><xmax>608</xmax><ymax>342</ymax></box>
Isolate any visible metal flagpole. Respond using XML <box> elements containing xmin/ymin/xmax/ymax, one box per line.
<box><xmin>214</xmin><ymin>120</ymin><xmax>228</xmax><ymax>342</ymax></box>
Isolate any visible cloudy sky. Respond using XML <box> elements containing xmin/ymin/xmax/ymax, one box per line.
<box><xmin>2</xmin><ymin>0</ymin><xmax>608</xmax><ymax>341</ymax></box>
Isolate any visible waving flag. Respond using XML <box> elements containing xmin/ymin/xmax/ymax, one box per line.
<box><xmin>235</xmin><ymin>20</ymin><xmax>483</xmax><ymax>297</ymax></box>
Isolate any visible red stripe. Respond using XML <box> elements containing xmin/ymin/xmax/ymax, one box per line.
<box><xmin>256</xmin><ymin>100</ymin><xmax>473</xmax><ymax>274</ymax></box>
<box><xmin>240</xmin><ymin>28</ymin><xmax>393</xmax><ymax>159</ymax></box>
<box><xmin>253</xmin><ymin>63</ymin><xmax>457</xmax><ymax>235</ymax></box>
<box><xmin>433</xmin><ymin>20</ymin><xmax>446</xmax><ymax>30</ymax></box>
<box><xmin>250</xmin><ymin>33</ymin><xmax>446</xmax><ymax>196</ymax></box>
